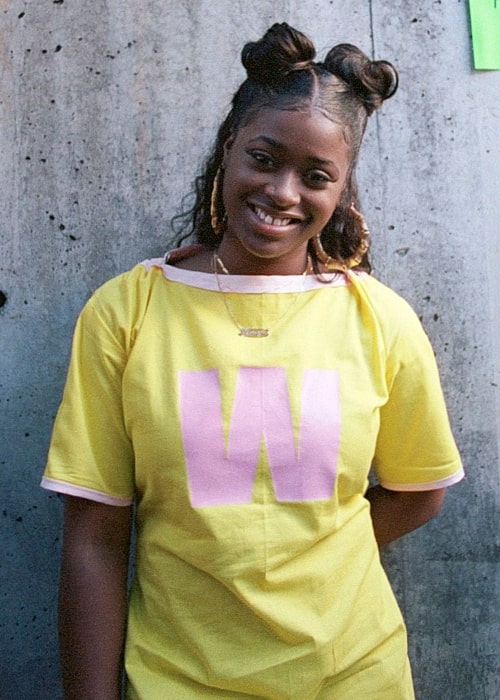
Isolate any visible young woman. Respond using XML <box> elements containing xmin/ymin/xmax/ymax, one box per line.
<box><xmin>42</xmin><ymin>23</ymin><xmax>463</xmax><ymax>699</ymax></box>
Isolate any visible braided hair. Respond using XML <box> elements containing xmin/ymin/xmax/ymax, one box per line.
<box><xmin>173</xmin><ymin>23</ymin><xmax>398</xmax><ymax>272</ymax></box>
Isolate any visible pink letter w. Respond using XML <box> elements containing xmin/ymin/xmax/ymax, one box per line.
<box><xmin>179</xmin><ymin>367</ymin><xmax>341</xmax><ymax>506</ymax></box>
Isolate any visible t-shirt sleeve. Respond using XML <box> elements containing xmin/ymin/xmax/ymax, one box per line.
<box><xmin>41</xmin><ymin>287</ymin><xmax>135</xmax><ymax>506</ymax></box>
<box><xmin>372</xmin><ymin>302</ymin><xmax>463</xmax><ymax>492</ymax></box>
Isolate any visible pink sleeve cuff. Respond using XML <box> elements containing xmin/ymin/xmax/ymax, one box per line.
<box><xmin>40</xmin><ymin>476</ymin><xmax>133</xmax><ymax>506</ymax></box>
<box><xmin>379</xmin><ymin>466</ymin><xmax>465</xmax><ymax>492</ymax></box>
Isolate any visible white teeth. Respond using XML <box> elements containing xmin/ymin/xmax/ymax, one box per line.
<box><xmin>254</xmin><ymin>206</ymin><xmax>292</xmax><ymax>227</ymax></box>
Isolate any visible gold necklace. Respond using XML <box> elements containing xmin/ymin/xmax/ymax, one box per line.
<box><xmin>212</xmin><ymin>252</ymin><xmax>310</xmax><ymax>338</ymax></box>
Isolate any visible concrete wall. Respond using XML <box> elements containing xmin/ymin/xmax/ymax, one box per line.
<box><xmin>0</xmin><ymin>1</ymin><xmax>498</xmax><ymax>697</ymax></box>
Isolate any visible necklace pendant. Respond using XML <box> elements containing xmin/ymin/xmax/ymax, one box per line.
<box><xmin>239</xmin><ymin>327</ymin><xmax>269</xmax><ymax>338</ymax></box>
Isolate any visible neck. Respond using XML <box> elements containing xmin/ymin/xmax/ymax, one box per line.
<box><xmin>215</xmin><ymin>243</ymin><xmax>311</xmax><ymax>276</ymax></box>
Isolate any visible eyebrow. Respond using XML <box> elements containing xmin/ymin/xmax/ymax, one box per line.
<box><xmin>248</xmin><ymin>135</ymin><xmax>337</xmax><ymax>167</ymax></box>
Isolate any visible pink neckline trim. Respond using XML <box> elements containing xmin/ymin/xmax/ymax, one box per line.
<box><xmin>141</xmin><ymin>256</ymin><xmax>364</xmax><ymax>294</ymax></box>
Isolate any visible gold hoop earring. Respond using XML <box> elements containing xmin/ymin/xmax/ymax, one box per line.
<box><xmin>312</xmin><ymin>204</ymin><xmax>370</xmax><ymax>272</ymax></box>
<box><xmin>210</xmin><ymin>168</ymin><xmax>226</xmax><ymax>236</ymax></box>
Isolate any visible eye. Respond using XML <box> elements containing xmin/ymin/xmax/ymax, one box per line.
<box><xmin>305</xmin><ymin>170</ymin><xmax>334</xmax><ymax>186</ymax></box>
<box><xmin>248</xmin><ymin>150</ymin><xmax>276</xmax><ymax>168</ymax></box>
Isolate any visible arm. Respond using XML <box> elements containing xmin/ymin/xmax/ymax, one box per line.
<box><xmin>59</xmin><ymin>496</ymin><xmax>133</xmax><ymax>700</ymax></box>
<box><xmin>365</xmin><ymin>485</ymin><xmax>445</xmax><ymax>547</ymax></box>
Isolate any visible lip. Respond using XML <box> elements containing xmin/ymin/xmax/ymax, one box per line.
<box><xmin>249</xmin><ymin>203</ymin><xmax>304</xmax><ymax>230</ymax></box>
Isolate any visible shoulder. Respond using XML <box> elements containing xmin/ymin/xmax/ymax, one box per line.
<box><xmin>78</xmin><ymin>260</ymin><xmax>167</xmax><ymax>345</ymax></box>
<box><xmin>89</xmin><ymin>259</ymin><xmax>166</xmax><ymax>309</ymax></box>
<box><xmin>93</xmin><ymin>258</ymin><xmax>163</xmax><ymax>299</ymax></box>
<box><xmin>359</xmin><ymin>275</ymin><xmax>425</xmax><ymax>332</ymax></box>
<box><xmin>355</xmin><ymin>274</ymin><xmax>434</xmax><ymax>361</ymax></box>
<box><xmin>360</xmin><ymin>275</ymin><xmax>418</xmax><ymax>316</ymax></box>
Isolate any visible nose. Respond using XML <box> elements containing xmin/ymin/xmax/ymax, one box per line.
<box><xmin>264</xmin><ymin>171</ymin><xmax>301</xmax><ymax>207</ymax></box>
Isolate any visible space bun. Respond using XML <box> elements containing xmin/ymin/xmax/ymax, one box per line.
<box><xmin>241</xmin><ymin>23</ymin><xmax>316</xmax><ymax>84</ymax></box>
<box><xmin>323</xmin><ymin>44</ymin><xmax>398</xmax><ymax>114</ymax></box>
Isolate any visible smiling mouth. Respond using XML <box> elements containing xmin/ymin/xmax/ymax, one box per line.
<box><xmin>252</xmin><ymin>205</ymin><xmax>300</xmax><ymax>228</ymax></box>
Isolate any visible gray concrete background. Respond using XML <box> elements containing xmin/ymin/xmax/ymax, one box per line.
<box><xmin>0</xmin><ymin>1</ymin><xmax>498</xmax><ymax>698</ymax></box>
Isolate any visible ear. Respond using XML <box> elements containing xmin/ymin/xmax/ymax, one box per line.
<box><xmin>222</xmin><ymin>134</ymin><xmax>235</xmax><ymax>168</ymax></box>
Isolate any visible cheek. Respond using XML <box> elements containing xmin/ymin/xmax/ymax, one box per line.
<box><xmin>316</xmin><ymin>192</ymin><xmax>341</xmax><ymax>225</ymax></box>
<box><xmin>223</xmin><ymin>154</ymin><xmax>248</xmax><ymax>188</ymax></box>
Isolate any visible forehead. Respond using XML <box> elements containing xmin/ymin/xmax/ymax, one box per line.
<box><xmin>234</xmin><ymin>107</ymin><xmax>352</xmax><ymax>164</ymax></box>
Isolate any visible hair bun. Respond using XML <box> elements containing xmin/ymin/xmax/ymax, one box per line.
<box><xmin>323</xmin><ymin>44</ymin><xmax>398</xmax><ymax>114</ymax></box>
<box><xmin>241</xmin><ymin>23</ymin><xmax>316</xmax><ymax>85</ymax></box>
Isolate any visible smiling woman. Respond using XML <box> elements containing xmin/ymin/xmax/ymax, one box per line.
<box><xmin>218</xmin><ymin>108</ymin><xmax>350</xmax><ymax>274</ymax></box>
<box><xmin>41</xmin><ymin>22</ymin><xmax>463</xmax><ymax>700</ymax></box>
<box><xmin>173</xmin><ymin>23</ymin><xmax>398</xmax><ymax>278</ymax></box>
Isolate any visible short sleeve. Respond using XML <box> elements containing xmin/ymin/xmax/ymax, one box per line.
<box><xmin>42</xmin><ymin>290</ymin><xmax>135</xmax><ymax>505</ymax></box>
<box><xmin>373</xmin><ymin>306</ymin><xmax>463</xmax><ymax>491</ymax></box>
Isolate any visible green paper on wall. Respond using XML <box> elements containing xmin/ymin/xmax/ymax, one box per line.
<box><xmin>469</xmin><ymin>0</ymin><xmax>500</xmax><ymax>69</ymax></box>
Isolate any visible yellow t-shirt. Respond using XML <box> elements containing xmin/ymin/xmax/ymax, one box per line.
<box><xmin>42</xmin><ymin>258</ymin><xmax>463</xmax><ymax>699</ymax></box>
